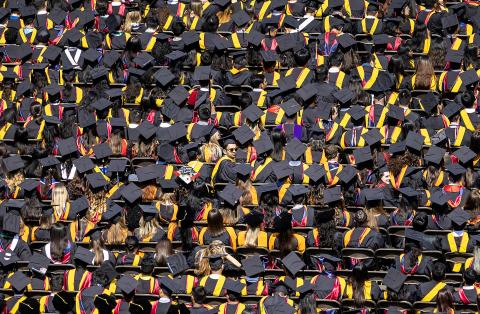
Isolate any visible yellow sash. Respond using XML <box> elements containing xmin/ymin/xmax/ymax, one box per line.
<box><xmin>199</xmin><ymin>32</ymin><xmax>206</xmax><ymax>50</ymax></box>
<box><xmin>460</xmin><ymin>110</ymin><xmax>475</xmax><ymax>131</ymax></box>
<box><xmin>390</xmin><ymin>166</ymin><xmax>407</xmax><ymax>190</ymax></box>
<box><xmin>211</xmin><ymin>156</ymin><xmax>234</xmax><ymax>185</ymax></box>
<box><xmin>10</xmin><ymin>296</ymin><xmax>27</xmax><ymax>313</ymax></box>
<box><xmin>423</xmin><ymin>37</ymin><xmax>430</xmax><ymax>53</ymax></box>
<box><xmin>199</xmin><ymin>275</ymin><xmax>227</xmax><ymax>296</ymax></box>
<box><xmin>343</xmin><ymin>228</ymin><xmax>371</xmax><ymax>247</ymax></box>
<box><xmin>231</xmin><ymin>33</ymin><xmax>241</xmax><ymax>48</ymax></box>
<box><xmin>361</xmin><ymin>18</ymin><xmax>379</xmax><ymax>35</ymax></box>
<box><xmin>252</xmin><ymin>157</ymin><xmax>272</xmax><ymax>181</ymax></box>
<box><xmin>335</xmin><ymin>71</ymin><xmax>345</xmax><ymax>88</ymax></box>
<box><xmin>258</xmin><ymin>1</ymin><xmax>271</xmax><ymax>20</ymax></box>
<box><xmin>454</xmin><ymin>126</ymin><xmax>466</xmax><ymax>147</ymax></box>
<box><xmin>421</xmin><ymin>282</ymin><xmax>446</xmax><ymax>301</ymax></box>
<box><xmin>447</xmin><ymin>233</ymin><xmax>469</xmax><ymax>253</ymax></box>
<box><xmin>0</xmin><ymin>123</ymin><xmax>11</xmax><ymax>140</ymax></box>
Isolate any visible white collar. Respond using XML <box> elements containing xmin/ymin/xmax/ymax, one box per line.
<box><xmin>453</xmin><ymin>230</ymin><xmax>464</xmax><ymax>237</ymax></box>
<box><xmin>465</xmin><ymin>108</ymin><xmax>475</xmax><ymax>113</ymax></box>
<box><xmin>210</xmin><ymin>274</ymin><xmax>221</xmax><ymax>279</ymax></box>
<box><xmin>159</xmin><ymin>122</ymin><xmax>171</xmax><ymax>128</ymax></box>
<box><xmin>200</xmin><ymin>87</ymin><xmax>209</xmax><ymax>92</ymax></box>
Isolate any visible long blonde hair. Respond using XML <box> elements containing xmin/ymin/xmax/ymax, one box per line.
<box><xmin>414</xmin><ymin>57</ymin><xmax>435</xmax><ymax>90</ymax></box>
<box><xmin>85</xmin><ymin>189</ymin><xmax>108</xmax><ymax>219</ymax></box>
<box><xmin>107</xmin><ymin>132</ymin><xmax>124</xmax><ymax>156</ymax></box>
<box><xmin>365</xmin><ymin>205</ymin><xmax>387</xmax><ymax>231</ymax></box>
<box><xmin>195</xmin><ymin>240</ymin><xmax>226</xmax><ymax>276</ymax></box>
<box><xmin>91</xmin><ymin>238</ymin><xmax>107</xmax><ymax>265</ymax></box>
<box><xmin>52</xmin><ymin>183</ymin><xmax>68</xmax><ymax>220</ymax></box>
<box><xmin>137</xmin><ymin>216</ymin><xmax>161</xmax><ymax>241</ymax></box>
<box><xmin>122</xmin><ymin>11</ymin><xmax>142</xmax><ymax>32</ymax></box>
<box><xmin>244</xmin><ymin>226</ymin><xmax>260</xmax><ymax>247</ymax></box>
<box><xmin>105</xmin><ymin>215</ymin><xmax>128</xmax><ymax>245</ymax></box>
<box><xmin>5</xmin><ymin>171</ymin><xmax>24</xmax><ymax>192</ymax></box>
<box><xmin>200</xmin><ymin>143</ymin><xmax>223</xmax><ymax>163</ymax></box>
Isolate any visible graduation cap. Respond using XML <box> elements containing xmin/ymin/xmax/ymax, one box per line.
<box><xmin>280</xmin><ymin>99</ymin><xmax>301</xmax><ymax>117</ymax></box>
<box><xmin>389</xmin><ymin>141</ymin><xmax>406</xmax><ymax>155</ymax></box>
<box><xmin>86</xmin><ymin>173</ymin><xmax>109</xmax><ymax>189</ymax></box>
<box><xmin>303</xmin><ymin>164</ymin><xmax>324</xmax><ymax>183</ymax></box>
<box><xmin>90</xmin><ymin>66</ymin><xmax>109</xmax><ymax>81</ymax></box>
<box><xmin>333</xmin><ymin>89</ymin><xmax>354</xmax><ymax>104</ymax></box>
<box><xmin>121</xmin><ymin>183</ymin><xmax>142</xmax><ymax>203</ymax></box>
<box><xmin>247</xmin><ymin>31</ymin><xmax>265</xmax><ymax>47</ymax></box>
<box><xmin>405</xmin><ymin>131</ymin><xmax>424</xmax><ymax>152</ymax></box>
<box><xmin>135</xmin><ymin>164</ymin><xmax>164</xmax><ymax>183</ymax></box>
<box><xmin>104</xmin><ymin>89</ymin><xmax>123</xmax><ymax>99</ymax></box>
<box><xmin>159</xmin><ymin>276</ymin><xmax>180</xmax><ymax>295</ymax></box>
<box><xmin>5</xmin><ymin>199</ymin><xmax>25</xmax><ymax>210</ymax></box>
<box><xmin>0</xmin><ymin>251</ymin><xmax>19</xmax><ymax>267</ymax></box>
<box><xmin>338</xmin><ymin>165</ymin><xmax>357</xmax><ymax>184</ymax></box>
<box><xmin>454</xmin><ymin>146</ymin><xmax>476</xmax><ymax>165</ymax></box>
<box><xmin>373</xmin><ymin>34</ymin><xmax>389</xmax><ymax>45</ymax></box>
<box><xmin>154</xmin><ymin>68</ymin><xmax>175</xmax><ymax>86</ymax></box>
<box><xmin>387</xmin><ymin>105</ymin><xmax>404</xmax><ymax>121</ymax></box>
<box><xmin>445</xmin><ymin>49</ymin><xmax>464</xmax><ymax>63</ymax></box>
<box><xmin>441</xmin><ymin>14</ymin><xmax>458</xmax><ymax>28</ymax></box>
<box><xmin>232</xmin><ymin>10</ymin><xmax>250</xmax><ymax>27</ymax></box>
<box><xmin>233</xmin><ymin>125</ymin><xmax>255</xmax><ymax>145</ymax></box>
<box><xmin>232</xmin><ymin>164</ymin><xmax>251</xmax><ymax>178</ymax></box>
<box><xmin>217</xmin><ymin>184</ymin><xmax>243</xmax><ymax>206</ymax></box>
<box><xmin>52</xmin><ymin>291</ymin><xmax>75</xmax><ymax>313</ymax></box>
<box><xmin>242</xmin><ymin>255</ymin><xmax>264</xmax><ymax>277</ymax></box>
<box><xmin>431</xmin><ymin>130</ymin><xmax>447</xmax><ymax>146</ymax></box>
<box><xmin>347</xmin><ymin>105</ymin><xmax>365</xmax><ymax>121</ymax></box>
<box><xmin>168</xmin><ymin>86</ymin><xmax>189</xmax><ymax>106</ymax></box>
<box><xmin>224</xmin><ymin>279</ymin><xmax>245</xmax><ymax>296</ymax></box>
<box><xmin>165</xmin><ymin>50</ymin><xmax>187</xmax><ymax>62</ymax></box>
<box><xmin>423</xmin><ymin>145</ymin><xmax>445</xmax><ymax>166</ymax></box>
<box><xmin>181</xmin><ymin>31</ymin><xmax>200</xmax><ymax>46</ymax></box>
<box><xmin>101</xmin><ymin>204</ymin><xmax>122</xmax><ymax>223</ymax></box>
<box><xmin>107</xmin><ymin>159</ymin><xmax>128</xmax><ymax>175</ymax></box>
<box><xmin>3</xmin><ymin>155</ymin><xmax>24</xmax><ymax>173</ymax></box>
<box><xmin>282</xmin><ymin>251</ymin><xmax>305</xmax><ymax>276</ymax></box>
<box><xmin>353</xmin><ymin>146</ymin><xmax>373</xmax><ymax>165</ymax></box>
<box><xmin>253</xmin><ymin>133</ymin><xmax>274</xmax><ymax>155</ymax></box>
<box><xmin>81</xmin><ymin>48</ymin><xmax>100</xmax><ymax>64</ymax></box>
<box><xmin>28</xmin><ymin>252</ymin><xmax>50</xmax><ymax>275</ymax></box>
<box><xmin>446</xmin><ymin>163</ymin><xmax>466</xmax><ymax>176</ymax></box>
<box><xmin>383</xmin><ymin>268</ymin><xmax>407</xmax><ymax>293</ymax></box>
<box><xmin>78</xmin><ymin>111</ymin><xmax>96</xmax><ymax>128</ymax></box>
<box><xmin>94</xmin><ymin>294</ymin><xmax>117</xmax><ymax>313</ymax></box>
<box><xmin>20</xmin><ymin>5</ymin><xmax>36</xmax><ymax>17</ymax></box>
<box><xmin>43</xmin><ymin>115</ymin><xmax>61</xmax><ymax>125</ymax></box>
<box><xmin>337</xmin><ymin>33</ymin><xmax>356</xmax><ymax>49</ymax></box>
<box><xmin>139</xmin><ymin>204</ymin><xmax>157</xmax><ymax>218</ymax></box>
<box><xmin>39</xmin><ymin>156</ymin><xmax>60</xmax><ymax>168</ymax></box>
<box><xmin>73</xmin><ymin>156</ymin><xmax>95</xmax><ymax>174</ymax></box>
<box><xmin>296</xmin><ymin>83</ymin><xmax>318</xmax><ymax>103</ymax></box>
<box><xmin>19</xmin><ymin>179</ymin><xmax>39</xmax><ymax>192</ymax></box>
<box><xmin>296</xmin><ymin>282</ymin><xmax>314</xmax><ymax>295</ymax></box>
<box><xmin>158</xmin><ymin>178</ymin><xmax>178</xmax><ymax>190</ymax></box>
<box><xmin>137</xmin><ymin>121</ymin><xmax>157</xmax><ymax>139</ymax></box>
<box><xmin>117</xmin><ymin>275</ymin><xmax>138</xmax><ymax>295</ymax></box>
<box><xmin>242</xmin><ymin>105</ymin><xmax>264</xmax><ymax>123</ymax></box>
<box><xmin>69</xmin><ymin>196</ymin><xmax>89</xmax><ymax>218</ymax></box>
<box><xmin>282</xmin><ymin>15</ymin><xmax>300</xmax><ymax>29</ymax></box>
<box><xmin>167</xmin><ymin>253</ymin><xmax>189</xmax><ymax>276</ymax></box>
<box><xmin>64</xmin><ymin>29</ymin><xmax>83</xmax><ymax>45</ymax></box>
<box><xmin>8</xmin><ymin>271</ymin><xmax>30</xmax><ymax>292</ymax></box>
<box><xmin>460</xmin><ymin>69</ymin><xmax>480</xmax><ymax>87</ymax></box>
<box><xmin>91</xmin><ymin>98</ymin><xmax>113</xmax><ymax>112</ymax></box>
<box><xmin>276</xmin><ymin>34</ymin><xmax>300</xmax><ymax>52</ymax></box>
<box><xmin>417</xmin><ymin>92</ymin><xmax>439</xmax><ymax>113</ymax></box>
<box><xmin>93</xmin><ymin>143</ymin><xmax>113</xmax><ymax>159</ymax></box>
<box><xmin>207</xmin><ymin>254</ymin><xmax>224</xmax><ymax>269</ymax></box>
<box><xmin>363</xmin><ymin>188</ymin><xmax>384</xmax><ymax>201</ymax></box>
<box><xmin>273</xmin><ymin>160</ymin><xmax>292</xmax><ymax>180</ymax></box>
<box><xmin>18</xmin><ymin>298</ymin><xmax>39</xmax><ymax>313</ymax></box>
<box><xmin>398</xmin><ymin>187</ymin><xmax>419</xmax><ymax>199</ymax></box>
<box><xmin>73</xmin><ymin>246</ymin><xmax>95</xmax><ymax>265</ymax></box>
<box><xmin>448</xmin><ymin>208</ymin><xmax>471</xmax><ymax>227</ymax></box>
<box><xmin>133</xmin><ymin>52</ymin><xmax>154</xmax><ymax>68</ymax></box>
<box><xmin>443</xmin><ymin>101</ymin><xmax>462</xmax><ymax>118</ymax></box>
<box><xmin>430</xmin><ymin>190</ymin><xmax>448</xmax><ymax>206</ymax></box>
<box><xmin>77</xmin><ymin>9</ymin><xmax>96</xmax><ymax>27</ymax></box>
<box><xmin>129</xmin><ymin>68</ymin><xmax>145</xmax><ymax>78</ymax></box>
<box><xmin>288</xmin><ymin>184</ymin><xmax>309</xmax><ymax>197</ymax></box>
<box><xmin>285</xmin><ymin>138</ymin><xmax>307</xmax><ymax>160</ymax></box>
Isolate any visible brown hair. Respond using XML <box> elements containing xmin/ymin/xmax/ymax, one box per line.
<box><xmin>324</xmin><ymin>144</ymin><xmax>339</xmax><ymax>160</ymax></box>
<box><xmin>207</xmin><ymin>210</ymin><xmax>224</xmax><ymax>237</ymax></box>
<box><xmin>107</xmin><ymin>132</ymin><xmax>124</xmax><ymax>156</ymax></box>
<box><xmin>155</xmin><ymin>240</ymin><xmax>173</xmax><ymax>266</ymax></box>
<box><xmin>105</xmin><ymin>214</ymin><xmax>128</xmax><ymax>245</ymax></box>
<box><xmin>414</xmin><ymin>56</ymin><xmax>435</xmax><ymax>90</ymax></box>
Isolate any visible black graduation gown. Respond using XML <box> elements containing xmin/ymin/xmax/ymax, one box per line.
<box><xmin>291</xmin><ymin>205</ymin><xmax>315</xmax><ymax>227</ymax></box>
<box><xmin>279</xmin><ymin>123</ymin><xmax>308</xmax><ymax>142</ymax></box>
<box><xmin>152</xmin><ymin>299</ymin><xmax>174</xmax><ymax>314</ymax></box>
<box><xmin>440</xmin><ymin>232</ymin><xmax>475</xmax><ymax>253</ymax></box>
<box><xmin>199</xmin><ymin>275</ymin><xmax>228</xmax><ymax>296</ymax></box>
<box><xmin>136</xmin><ymin>275</ymin><xmax>160</xmax><ymax>294</ymax></box>
<box><xmin>341</xmin><ymin>227</ymin><xmax>384</xmax><ymax>250</ymax></box>
<box><xmin>311</xmin><ymin>275</ymin><xmax>344</xmax><ymax>300</ymax></box>
<box><xmin>105</xmin><ymin>32</ymin><xmax>128</xmax><ymax>50</ymax></box>
<box><xmin>427</xmin><ymin>214</ymin><xmax>452</xmax><ymax>230</ymax></box>
<box><xmin>60</xmin><ymin>48</ymin><xmax>85</xmax><ymax>70</ymax></box>
<box><xmin>453</xmin><ymin>287</ymin><xmax>478</xmax><ymax>304</ymax></box>
<box><xmin>227</xmin><ymin>32</ymin><xmax>249</xmax><ymax>48</ymax></box>
<box><xmin>212</xmin><ymin>158</ymin><xmax>236</xmax><ymax>185</ymax></box>
<box><xmin>4</xmin><ymin>296</ymin><xmax>24</xmax><ymax>313</ymax></box>
<box><xmin>417</xmin><ymin>281</ymin><xmax>453</xmax><ymax>301</ymax></box>
<box><xmin>0</xmin><ymin>239</ymin><xmax>31</xmax><ymax>260</ymax></box>
<box><xmin>445</xmin><ymin>125</ymin><xmax>472</xmax><ymax>147</ymax></box>
<box><xmin>30</xmin><ymin>277</ymin><xmax>48</xmax><ymax>290</ymax></box>
<box><xmin>394</xmin><ymin>253</ymin><xmax>432</xmax><ymax>276</ymax></box>
<box><xmin>355</xmin><ymin>17</ymin><xmax>383</xmax><ymax>35</ymax></box>
<box><xmin>251</xmin><ymin>158</ymin><xmax>276</xmax><ymax>183</ymax></box>
<box><xmin>64</xmin><ymin>268</ymin><xmax>92</xmax><ymax>291</ymax></box>
<box><xmin>199</xmin><ymin>228</ymin><xmax>234</xmax><ymax>248</ymax></box>
<box><xmin>225</xmin><ymin>69</ymin><xmax>252</xmax><ymax>86</ymax></box>
<box><xmin>77</xmin><ymin>286</ymin><xmax>108</xmax><ymax>313</ymax></box>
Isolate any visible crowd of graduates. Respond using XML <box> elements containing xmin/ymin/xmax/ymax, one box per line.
<box><xmin>1</xmin><ymin>0</ymin><xmax>480</xmax><ymax>312</ymax></box>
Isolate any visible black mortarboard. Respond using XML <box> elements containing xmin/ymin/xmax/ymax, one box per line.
<box><xmin>20</xmin><ymin>5</ymin><xmax>35</xmax><ymax>17</ymax></box>
<box><xmin>461</xmin><ymin>69</ymin><xmax>479</xmax><ymax>86</ymax></box>
<box><xmin>296</xmin><ymin>282</ymin><xmax>314</xmax><ymax>295</ymax></box>
<box><xmin>387</xmin><ymin>105</ymin><xmax>404</xmax><ymax>121</ymax></box>
<box><xmin>158</xmin><ymin>179</ymin><xmax>178</xmax><ymax>190</ymax></box>
<box><xmin>430</xmin><ymin>190</ymin><xmax>448</xmax><ymax>206</ymax></box>
<box><xmin>121</xmin><ymin>183</ymin><xmax>142</xmax><ymax>203</ymax></box>
<box><xmin>94</xmin><ymin>294</ymin><xmax>116</xmax><ymax>313</ymax></box>
<box><xmin>43</xmin><ymin>45</ymin><xmax>62</xmax><ymax>62</ymax></box>
<box><xmin>91</xmin><ymin>98</ymin><xmax>112</xmax><ymax>111</ymax></box>
<box><xmin>304</xmin><ymin>164</ymin><xmax>324</xmax><ymax>182</ymax></box>
<box><xmin>260</xmin><ymin>50</ymin><xmax>277</xmax><ymax>63</ymax></box>
<box><xmin>73</xmin><ymin>156</ymin><xmax>95</xmax><ymax>174</ymax></box>
<box><xmin>52</xmin><ymin>291</ymin><xmax>75</xmax><ymax>313</ymax></box>
<box><xmin>445</xmin><ymin>49</ymin><xmax>463</xmax><ymax>63</ymax></box>
<box><xmin>19</xmin><ymin>179</ymin><xmax>39</xmax><ymax>192</ymax></box>
<box><xmin>168</xmin><ymin>86</ymin><xmax>189</xmax><ymax>106</ymax></box>
<box><xmin>93</xmin><ymin>143</ymin><xmax>113</xmax><ymax>159</ymax></box>
<box><xmin>101</xmin><ymin>204</ymin><xmax>122</xmax><ymax>223</ymax></box>
<box><xmin>280</xmin><ymin>99</ymin><xmax>301</xmax><ymax>117</ymax></box>
<box><xmin>83</xmin><ymin>48</ymin><xmax>101</xmax><ymax>63</ymax></box>
<box><xmin>232</xmin><ymin>10</ymin><xmax>250</xmax><ymax>27</ymax></box>
<box><xmin>288</xmin><ymin>184</ymin><xmax>309</xmax><ymax>197</ymax></box>
<box><xmin>167</xmin><ymin>253</ymin><xmax>189</xmax><ymax>276</ymax></box>
<box><xmin>65</xmin><ymin>29</ymin><xmax>83</xmax><ymax>45</ymax></box>
<box><xmin>338</xmin><ymin>165</ymin><xmax>357</xmax><ymax>184</ymax></box>
<box><xmin>86</xmin><ymin>173</ymin><xmax>109</xmax><ymax>189</ymax></box>
<box><xmin>78</xmin><ymin>111</ymin><xmax>96</xmax><ymax>128</ymax></box>
<box><xmin>218</xmin><ymin>184</ymin><xmax>243</xmax><ymax>206</ymax></box>
<box><xmin>383</xmin><ymin>268</ymin><xmax>407</xmax><ymax>293</ymax></box>
<box><xmin>282</xmin><ymin>251</ymin><xmax>305</xmax><ymax>276</ymax></box>
<box><xmin>3</xmin><ymin>213</ymin><xmax>20</xmax><ymax>234</ymax></box>
<box><xmin>405</xmin><ymin>131</ymin><xmax>424</xmax><ymax>152</ymax></box>
<box><xmin>43</xmin><ymin>83</ymin><xmax>61</xmax><ymax>96</ymax></box>
<box><xmin>224</xmin><ymin>280</ymin><xmax>245</xmax><ymax>295</ymax></box>
<box><xmin>19</xmin><ymin>298</ymin><xmax>39</xmax><ymax>313</ymax></box>
<box><xmin>74</xmin><ymin>246</ymin><xmax>94</xmax><ymax>265</ymax></box>
<box><xmin>454</xmin><ymin>146</ymin><xmax>476</xmax><ymax>164</ymax></box>
<box><xmin>296</xmin><ymin>83</ymin><xmax>318</xmax><ymax>102</ymax></box>
<box><xmin>139</xmin><ymin>204</ymin><xmax>157</xmax><ymax>217</ymax></box>
<box><xmin>77</xmin><ymin>9</ymin><xmax>95</xmax><ymax>27</ymax></box>
<box><xmin>181</xmin><ymin>31</ymin><xmax>200</xmax><ymax>46</ymax></box>
<box><xmin>39</xmin><ymin>156</ymin><xmax>60</xmax><ymax>167</ymax></box>
<box><xmin>389</xmin><ymin>141</ymin><xmax>406</xmax><ymax>155</ymax></box>
<box><xmin>405</xmin><ymin>229</ymin><xmax>424</xmax><ymax>245</ymax></box>
<box><xmin>133</xmin><ymin>52</ymin><xmax>154</xmax><ymax>68</ymax></box>
<box><xmin>242</xmin><ymin>255</ymin><xmax>264</xmax><ymax>277</ymax></box>
<box><xmin>3</xmin><ymin>155</ymin><xmax>24</xmax><ymax>173</ymax></box>
<box><xmin>70</xmin><ymin>196</ymin><xmax>89</xmax><ymax>217</ymax></box>
<box><xmin>347</xmin><ymin>105</ymin><xmax>365</xmax><ymax>121</ymax></box>
<box><xmin>0</xmin><ymin>251</ymin><xmax>19</xmax><ymax>267</ymax></box>
<box><xmin>105</xmin><ymin>14</ymin><xmax>121</xmax><ymax>31</ymax></box>
<box><xmin>273</xmin><ymin>161</ymin><xmax>292</xmax><ymax>180</ymax></box>
<box><xmin>5</xmin><ymin>199</ymin><xmax>25</xmax><ymax>210</ymax></box>
<box><xmin>333</xmin><ymin>89</ymin><xmax>354</xmax><ymax>104</ymax></box>
<box><xmin>337</xmin><ymin>33</ymin><xmax>356</xmax><ymax>49</ymax></box>
<box><xmin>117</xmin><ymin>275</ymin><xmax>138</xmax><ymax>295</ymax></box>
<box><xmin>424</xmin><ymin>146</ymin><xmax>446</xmax><ymax>165</ymax></box>
<box><xmin>286</xmin><ymin>138</ymin><xmax>306</xmax><ymax>160</ymax></box>
<box><xmin>90</xmin><ymin>66</ymin><xmax>109</xmax><ymax>81</ymax></box>
<box><xmin>253</xmin><ymin>133</ymin><xmax>274</xmax><ymax>155</ymax></box>
<box><xmin>243</xmin><ymin>210</ymin><xmax>263</xmax><ymax>227</ymax></box>
<box><xmin>247</xmin><ymin>30</ymin><xmax>265</xmax><ymax>47</ymax></box>
<box><xmin>165</xmin><ymin>50</ymin><xmax>187</xmax><ymax>62</ymax></box>
<box><xmin>441</xmin><ymin>14</ymin><xmax>458</xmax><ymax>28</ymax></box>
<box><xmin>353</xmin><ymin>146</ymin><xmax>372</xmax><ymax>164</ymax></box>
<box><xmin>363</xmin><ymin>128</ymin><xmax>383</xmax><ymax>146</ymax></box>
<box><xmin>105</xmin><ymin>88</ymin><xmax>122</xmax><ymax>99</ymax></box>
<box><xmin>207</xmin><ymin>254</ymin><xmax>224</xmax><ymax>268</ymax></box>
<box><xmin>276</xmin><ymin>34</ymin><xmax>299</xmax><ymax>52</ymax></box>
<box><xmin>135</xmin><ymin>164</ymin><xmax>164</xmax><ymax>183</ymax></box>
<box><xmin>446</xmin><ymin>163</ymin><xmax>466</xmax><ymax>176</ymax></box>
<box><xmin>242</xmin><ymin>105</ymin><xmax>264</xmax><ymax>123</ymax></box>
<box><xmin>282</xmin><ymin>15</ymin><xmax>300</xmax><ymax>29</ymax></box>
<box><xmin>398</xmin><ymin>187</ymin><xmax>418</xmax><ymax>198</ymax></box>
<box><xmin>43</xmin><ymin>115</ymin><xmax>61</xmax><ymax>124</ymax></box>
<box><xmin>109</xmin><ymin>117</ymin><xmax>127</xmax><ymax>128</ymax></box>
<box><xmin>8</xmin><ymin>271</ymin><xmax>30</xmax><ymax>292</ymax></box>
<box><xmin>443</xmin><ymin>102</ymin><xmax>462</xmax><ymax>118</ymax></box>
<box><xmin>373</xmin><ymin>34</ymin><xmax>389</xmax><ymax>45</ymax></box>
<box><xmin>159</xmin><ymin>277</ymin><xmax>180</xmax><ymax>295</ymax></box>
<box><xmin>233</xmin><ymin>125</ymin><xmax>255</xmax><ymax>145</ymax></box>
<box><xmin>137</xmin><ymin>121</ymin><xmax>157</xmax><ymax>139</ymax></box>
<box><xmin>448</xmin><ymin>208</ymin><xmax>471</xmax><ymax>227</ymax></box>
<box><xmin>108</xmin><ymin>159</ymin><xmax>128</xmax><ymax>174</ymax></box>
<box><xmin>154</xmin><ymin>68</ymin><xmax>175</xmax><ymax>86</ymax></box>
<box><xmin>363</xmin><ymin>188</ymin><xmax>384</xmax><ymax>201</ymax></box>
<box><xmin>84</xmin><ymin>225</ymin><xmax>106</xmax><ymax>240</ymax></box>
<box><xmin>234</xmin><ymin>163</ymin><xmax>252</xmax><ymax>177</ymax></box>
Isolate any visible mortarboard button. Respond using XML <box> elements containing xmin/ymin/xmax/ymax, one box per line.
<box><xmin>233</xmin><ymin>125</ymin><xmax>255</xmax><ymax>145</ymax></box>
<box><xmin>73</xmin><ymin>157</ymin><xmax>95</xmax><ymax>174</ymax></box>
<box><xmin>74</xmin><ymin>246</ymin><xmax>95</xmax><ymax>265</ymax></box>
<box><xmin>387</xmin><ymin>105</ymin><xmax>404</xmax><ymax>121</ymax></box>
<box><xmin>3</xmin><ymin>155</ymin><xmax>24</xmax><ymax>173</ymax></box>
<box><xmin>167</xmin><ymin>253</ymin><xmax>189</xmax><ymax>276</ymax></box>
<box><xmin>8</xmin><ymin>271</ymin><xmax>30</xmax><ymax>292</ymax></box>
<box><xmin>405</xmin><ymin>131</ymin><xmax>425</xmax><ymax>152</ymax></box>
<box><xmin>383</xmin><ymin>268</ymin><xmax>407</xmax><ymax>293</ymax></box>
<box><xmin>133</xmin><ymin>52</ymin><xmax>154</xmax><ymax>68</ymax></box>
<box><xmin>86</xmin><ymin>173</ymin><xmax>109</xmax><ymax>189</ymax></box>
<box><xmin>242</xmin><ymin>105</ymin><xmax>264</xmax><ymax>123</ymax></box>
<box><xmin>93</xmin><ymin>143</ymin><xmax>113</xmax><ymax>160</ymax></box>
<box><xmin>304</xmin><ymin>164</ymin><xmax>325</xmax><ymax>183</ymax></box>
<box><xmin>242</xmin><ymin>255</ymin><xmax>264</xmax><ymax>277</ymax></box>
<box><xmin>286</xmin><ymin>138</ymin><xmax>307</xmax><ymax>161</ymax></box>
<box><xmin>154</xmin><ymin>68</ymin><xmax>175</xmax><ymax>86</ymax></box>
<box><xmin>282</xmin><ymin>251</ymin><xmax>305</xmax><ymax>276</ymax></box>
<box><xmin>424</xmin><ymin>146</ymin><xmax>446</xmax><ymax>165</ymax></box>
<box><xmin>117</xmin><ymin>275</ymin><xmax>138</xmax><ymax>295</ymax></box>
<box><xmin>448</xmin><ymin>208</ymin><xmax>471</xmax><ymax>227</ymax></box>
<box><xmin>453</xmin><ymin>146</ymin><xmax>476</xmax><ymax>165</ymax></box>
<box><xmin>280</xmin><ymin>99</ymin><xmax>301</xmax><ymax>117</ymax></box>
<box><xmin>218</xmin><ymin>184</ymin><xmax>243</xmax><ymax>206</ymax></box>
<box><xmin>168</xmin><ymin>86</ymin><xmax>190</xmax><ymax>106</ymax></box>
<box><xmin>446</xmin><ymin>163</ymin><xmax>466</xmax><ymax>176</ymax></box>
<box><xmin>353</xmin><ymin>147</ymin><xmax>373</xmax><ymax>165</ymax></box>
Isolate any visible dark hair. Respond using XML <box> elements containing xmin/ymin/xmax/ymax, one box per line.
<box><xmin>350</xmin><ymin>263</ymin><xmax>368</xmax><ymax>306</ymax></box>
<box><xmin>432</xmin><ymin>262</ymin><xmax>447</xmax><ymax>281</ymax></box>
<box><xmin>464</xmin><ymin>268</ymin><xmax>477</xmax><ymax>286</ymax></box>
<box><xmin>49</xmin><ymin>223</ymin><xmax>69</xmax><ymax>262</ymax></box>
<box><xmin>271</xmin><ymin>128</ymin><xmax>286</xmax><ymax>162</ymax></box>
<box><xmin>293</xmin><ymin>48</ymin><xmax>311</xmax><ymax>67</ymax></box>
<box><xmin>125</xmin><ymin>235</ymin><xmax>139</xmax><ymax>253</ymax></box>
<box><xmin>412</xmin><ymin>212</ymin><xmax>428</xmax><ymax>231</ymax></box>
<box><xmin>140</xmin><ymin>256</ymin><xmax>156</xmax><ymax>274</ymax></box>
<box><xmin>192</xmin><ymin>286</ymin><xmax>207</xmax><ymax>304</ymax></box>
<box><xmin>207</xmin><ymin>210</ymin><xmax>224</xmax><ymax>237</ymax></box>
